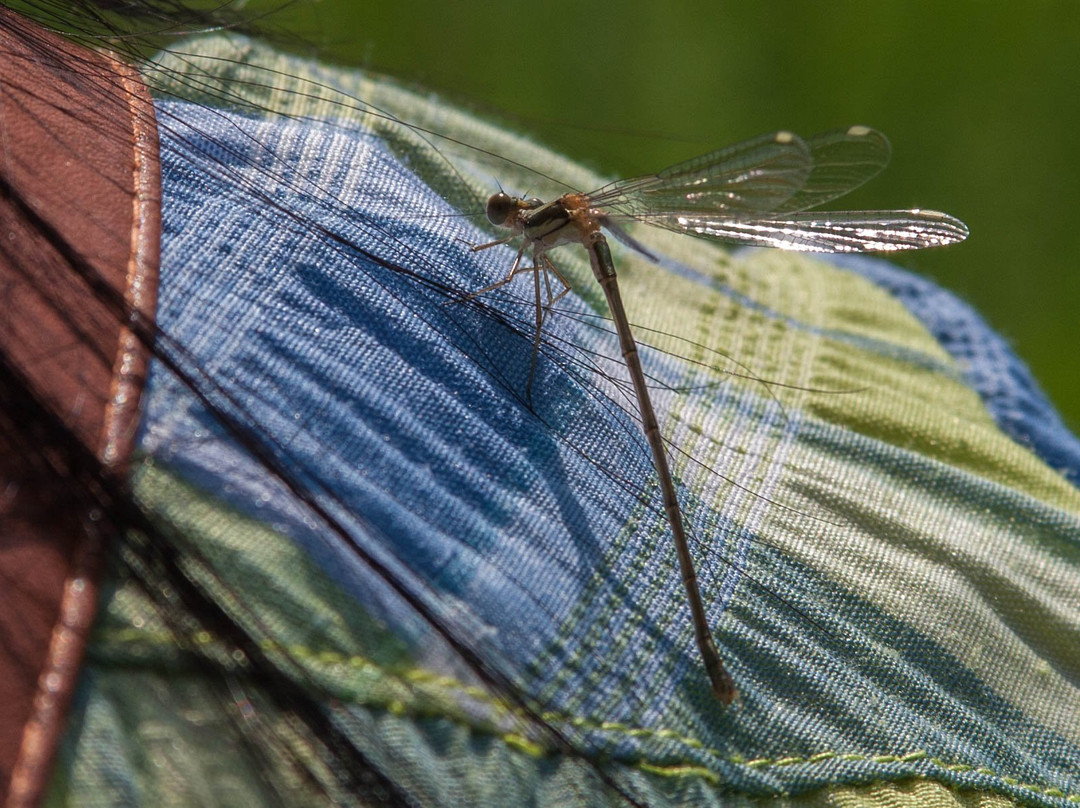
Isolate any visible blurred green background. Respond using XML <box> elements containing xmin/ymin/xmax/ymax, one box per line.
<box><xmin>239</xmin><ymin>2</ymin><xmax>1080</xmax><ymax>434</ymax></box>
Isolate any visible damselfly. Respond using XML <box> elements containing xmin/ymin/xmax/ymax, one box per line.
<box><xmin>472</xmin><ymin>125</ymin><xmax>968</xmax><ymax>703</ymax></box>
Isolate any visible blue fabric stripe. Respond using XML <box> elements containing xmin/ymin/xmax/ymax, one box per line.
<box><xmin>827</xmin><ymin>253</ymin><xmax>1080</xmax><ymax>487</ymax></box>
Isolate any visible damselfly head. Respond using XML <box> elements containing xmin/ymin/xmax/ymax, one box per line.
<box><xmin>485</xmin><ymin>192</ymin><xmax>546</xmax><ymax>228</ymax></box>
<box><xmin>485</xmin><ymin>191</ymin><xmax>519</xmax><ymax>227</ymax></box>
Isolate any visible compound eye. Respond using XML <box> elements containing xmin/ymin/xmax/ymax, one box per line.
<box><xmin>526</xmin><ymin>197</ymin><xmax>544</xmax><ymax>209</ymax></box>
<box><xmin>485</xmin><ymin>192</ymin><xmax>516</xmax><ymax>227</ymax></box>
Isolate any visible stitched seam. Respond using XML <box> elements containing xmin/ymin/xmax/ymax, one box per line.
<box><xmin>100</xmin><ymin>56</ymin><xmax>155</xmax><ymax>469</ymax></box>
<box><xmin>96</xmin><ymin>628</ymin><xmax>1079</xmax><ymax>803</ymax></box>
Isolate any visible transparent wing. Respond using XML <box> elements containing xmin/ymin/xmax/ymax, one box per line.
<box><xmin>588</xmin><ymin>126</ymin><xmax>894</xmax><ymax>220</ymax></box>
<box><xmin>658</xmin><ymin>209</ymin><xmax>970</xmax><ymax>253</ymax></box>
<box><xmin>773</xmin><ymin>125</ymin><xmax>891</xmax><ymax>213</ymax></box>
<box><xmin>587</xmin><ymin>131</ymin><xmax>814</xmax><ymax>217</ymax></box>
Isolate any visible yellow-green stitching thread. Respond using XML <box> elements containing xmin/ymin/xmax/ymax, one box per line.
<box><xmin>773</xmin><ymin>756</ymin><xmax>806</xmax><ymax>767</ymax></box>
<box><xmin>637</xmin><ymin>762</ymin><xmax>720</xmax><ymax>786</ymax></box>
<box><xmin>95</xmin><ymin>628</ymin><xmax>1078</xmax><ymax>803</ymax></box>
<box><xmin>503</xmin><ymin>734</ymin><xmax>546</xmax><ymax>757</ymax></box>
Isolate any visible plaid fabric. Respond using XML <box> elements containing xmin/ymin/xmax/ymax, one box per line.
<box><xmin>53</xmin><ymin>36</ymin><xmax>1080</xmax><ymax>806</ymax></box>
